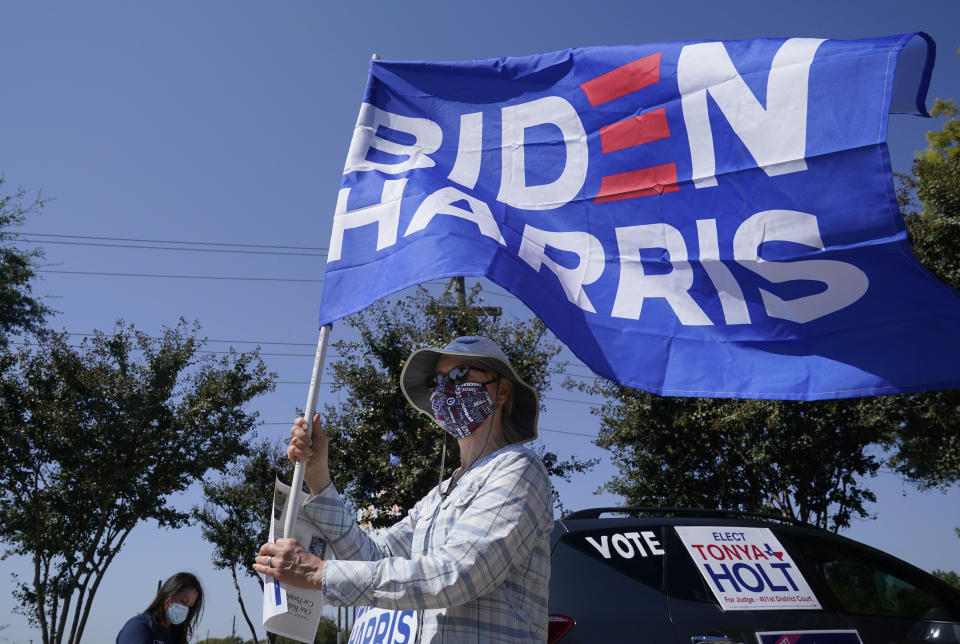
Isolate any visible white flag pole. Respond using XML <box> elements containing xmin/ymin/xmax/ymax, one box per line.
<box><xmin>281</xmin><ymin>53</ymin><xmax>379</xmax><ymax>540</ymax></box>
<box><xmin>282</xmin><ymin>323</ymin><xmax>332</xmax><ymax>539</ymax></box>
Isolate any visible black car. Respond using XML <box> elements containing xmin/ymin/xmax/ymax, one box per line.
<box><xmin>547</xmin><ymin>508</ymin><xmax>960</xmax><ymax>643</ymax></box>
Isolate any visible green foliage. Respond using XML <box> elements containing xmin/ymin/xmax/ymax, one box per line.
<box><xmin>320</xmin><ymin>285</ymin><xmax>591</xmax><ymax>527</ymax></box>
<box><xmin>580</xmin><ymin>380</ymin><xmax>885</xmax><ymax>530</ymax></box>
<box><xmin>581</xmin><ymin>77</ymin><xmax>960</xmax><ymax>526</ymax></box>
<box><xmin>932</xmin><ymin>527</ymin><xmax>960</xmax><ymax>590</ymax></box>
<box><xmin>195</xmin><ymin>439</ymin><xmax>288</xmax><ymax>579</ymax></box>
<box><xmin>0</xmin><ymin>321</ymin><xmax>275</xmax><ymax>644</ymax></box>
<box><xmin>891</xmin><ymin>85</ymin><xmax>960</xmax><ymax>489</ymax></box>
<box><xmin>194</xmin><ymin>440</ymin><xmax>289</xmax><ymax>644</ymax></box>
<box><xmin>899</xmin><ymin>98</ymin><xmax>960</xmax><ymax>291</ymax></box>
<box><xmin>266</xmin><ymin>616</ymin><xmax>342</xmax><ymax>644</ymax></box>
<box><xmin>883</xmin><ymin>389</ymin><xmax>960</xmax><ymax>490</ymax></box>
<box><xmin>933</xmin><ymin>569</ymin><xmax>960</xmax><ymax>590</ymax></box>
<box><xmin>0</xmin><ymin>176</ymin><xmax>52</xmax><ymax>342</ymax></box>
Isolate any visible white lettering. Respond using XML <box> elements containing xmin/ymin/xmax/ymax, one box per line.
<box><xmin>518</xmin><ymin>226</ymin><xmax>604</xmax><ymax>313</ymax></box>
<box><xmin>498</xmin><ymin>96</ymin><xmax>588</xmax><ymax>210</ymax></box>
<box><xmin>678</xmin><ymin>38</ymin><xmax>825</xmax><ymax>188</ymax></box>
<box><xmin>642</xmin><ymin>530</ymin><xmax>665</xmax><ymax>556</ymax></box>
<box><xmin>733</xmin><ymin>209</ymin><xmax>869</xmax><ymax>323</ymax></box>
<box><xmin>405</xmin><ymin>186</ymin><xmax>506</xmax><ymax>245</ymax></box>
<box><xmin>697</xmin><ymin>218</ymin><xmax>751</xmax><ymax>324</ymax></box>
<box><xmin>612</xmin><ymin>533</ymin><xmax>634</xmax><ymax>558</ymax></box>
<box><xmin>625</xmin><ymin>532</ymin><xmax>649</xmax><ymax>557</ymax></box>
<box><xmin>343</xmin><ymin>103</ymin><xmax>442</xmax><ymax>175</ymax></box>
<box><xmin>328</xmin><ymin>179</ymin><xmax>407</xmax><ymax>263</ymax></box>
<box><xmin>448</xmin><ymin>111</ymin><xmax>483</xmax><ymax>189</ymax></box>
<box><xmin>612</xmin><ymin>223</ymin><xmax>712</xmax><ymax>325</ymax></box>
<box><xmin>585</xmin><ymin>535</ymin><xmax>611</xmax><ymax>559</ymax></box>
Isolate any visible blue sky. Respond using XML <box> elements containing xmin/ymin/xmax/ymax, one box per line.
<box><xmin>1</xmin><ymin>2</ymin><xmax>959</xmax><ymax>642</ymax></box>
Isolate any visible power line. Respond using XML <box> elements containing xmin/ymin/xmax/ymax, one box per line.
<box><xmin>38</xmin><ymin>269</ymin><xmax>326</xmax><ymax>283</ymax></box>
<box><xmin>7</xmin><ymin>340</ymin><xmax>603</xmax><ymax>383</ymax></box>
<box><xmin>36</xmin><ymin>333</ymin><xmax>605</xmax><ymax>381</ymax></box>
<box><xmin>258</xmin><ymin>421</ymin><xmax>597</xmax><ymax>438</ymax></box>
<box><xmin>55</xmin><ymin>335</ymin><xmax>598</xmax><ymax>380</ymax></box>
<box><xmin>37</xmin><ymin>271</ymin><xmax>486</xmax><ymax>295</ymax></box>
<box><xmin>19</xmin><ymin>234</ymin><xmax>537</xmax><ymax>306</ymax></box>
<box><xmin>66</xmin><ymin>332</ymin><xmax>326</xmax><ymax>348</ymax></box>
<box><xmin>270</xmin><ymin>379</ymin><xmax>601</xmax><ymax>405</ymax></box>
<box><xmin>19</xmin><ymin>232</ymin><xmax>328</xmax><ymax>252</ymax></box>
<box><xmin>17</xmin><ymin>238</ymin><xmax>326</xmax><ymax>258</ymax></box>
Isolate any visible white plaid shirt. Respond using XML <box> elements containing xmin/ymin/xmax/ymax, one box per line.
<box><xmin>301</xmin><ymin>444</ymin><xmax>553</xmax><ymax>642</ymax></box>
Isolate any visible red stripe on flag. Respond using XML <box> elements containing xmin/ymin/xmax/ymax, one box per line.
<box><xmin>600</xmin><ymin>107</ymin><xmax>670</xmax><ymax>153</ymax></box>
<box><xmin>580</xmin><ymin>53</ymin><xmax>661</xmax><ymax>106</ymax></box>
<box><xmin>594</xmin><ymin>163</ymin><xmax>678</xmax><ymax>203</ymax></box>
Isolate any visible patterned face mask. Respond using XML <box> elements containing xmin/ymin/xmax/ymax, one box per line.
<box><xmin>429</xmin><ymin>381</ymin><xmax>495</xmax><ymax>439</ymax></box>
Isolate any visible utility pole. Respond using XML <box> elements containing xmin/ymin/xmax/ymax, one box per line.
<box><xmin>443</xmin><ymin>277</ymin><xmax>501</xmax><ymax>318</ymax></box>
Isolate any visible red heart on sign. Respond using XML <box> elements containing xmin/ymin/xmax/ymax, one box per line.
<box><xmin>773</xmin><ymin>551</ymin><xmax>784</xmax><ymax>561</ymax></box>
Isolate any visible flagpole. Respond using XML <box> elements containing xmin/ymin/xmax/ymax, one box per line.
<box><xmin>281</xmin><ymin>53</ymin><xmax>378</xmax><ymax>540</ymax></box>
<box><xmin>282</xmin><ymin>323</ymin><xmax>332</xmax><ymax>539</ymax></box>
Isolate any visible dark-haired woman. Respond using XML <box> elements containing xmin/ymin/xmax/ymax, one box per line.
<box><xmin>116</xmin><ymin>572</ymin><xmax>203</xmax><ymax>644</ymax></box>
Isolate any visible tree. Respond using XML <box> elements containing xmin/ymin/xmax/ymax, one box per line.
<box><xmin>932</xmin><ymin>526</ymin><xmax>960</xmax><ymax>590</ymax></box>
<box><xmin>576</xmin><ymin>77</ymin><xmax>960</xmax><ymax>529</ymax></box>
<box><xmin>580</xmin><ymin>383</ymin><xmax>886</xmax><ymax>530</ymax></box>
<box><xmin>891</xmin><ymin>91</ymin><xmax>960</xmax><ymax>489</ymax></box>
<box><xmin>271</xmin><ymin>617</ymin><xmax>341</xmax><ymax>644</ymax></box>
<box><xmin>0</xmin><ymin>321</ymin><xmax>274</xmax><ymax>644</ymax></box>
<box><xmin>320</xmin><ymin>285</ymin><xmax>591</xmax><ymax>528</ymax></box>
<box><xmin>0</xmin><ymin>175</ymin><xmax>52</xmax><ymax>342</ymax></box>
<box><xmin>194</xmin><ymin>440</ymin><xmax>289</xmax><ymax>644</ymax></box>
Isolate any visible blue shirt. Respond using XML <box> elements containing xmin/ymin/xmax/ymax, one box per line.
<box><xmin>116</xmin><ymin>613</ymin><xmax>174</xmax><ymax>644</ymax></box>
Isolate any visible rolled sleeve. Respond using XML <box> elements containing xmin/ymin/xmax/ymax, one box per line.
<box><xmin>301</xmin><ymin>483</ymin><xmax>418</xmax><ymax>561</ymax></box>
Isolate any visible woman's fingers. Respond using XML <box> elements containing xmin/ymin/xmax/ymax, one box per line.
<box><xmin>288</xmin><ymin>418</ymin><xmax>314</xmax><ymax>465</ymax></box>
<box><xmin>253</xmin><ymin>539</ymin><xmax>323</xmax><ymax>590</ymax></box>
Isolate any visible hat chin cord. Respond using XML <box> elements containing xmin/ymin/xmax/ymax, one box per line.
<box><xmin>438</xmin><ymin>379</ymin><xmax>502</xmax><ymax>499</ymax></box>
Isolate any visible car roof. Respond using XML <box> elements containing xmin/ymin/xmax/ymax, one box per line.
<box><xmin>552</xmin><ymin>506</ymin><xmax>960</xmax><ymax>601</ymax></box>
<box><xmin>563</xmin><ymin>506</ymin><xmax>817</xmax><ymax>527</ymax></box>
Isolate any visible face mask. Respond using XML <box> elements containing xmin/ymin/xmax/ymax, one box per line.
<box><xmin>430</xmin><ymin>381</ymin><xmax>494</xmax><ymax>439</ymax></box>
<box><xmin>167</xmin><ymin>602</ymin><xmax>189</xmax><ymax>626</ymax></box>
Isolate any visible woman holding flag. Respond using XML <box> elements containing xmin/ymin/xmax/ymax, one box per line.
<box><xmin>254</xmin><ymin>335</ymin><xmax>554</xmax><ymax>642</ymax></box>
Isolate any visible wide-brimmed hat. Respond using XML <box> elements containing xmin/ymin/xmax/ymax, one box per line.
<box><xmin>400</xmin><ymin>336</ymin><xmax>539</xmax><ymax>444</ymax></box>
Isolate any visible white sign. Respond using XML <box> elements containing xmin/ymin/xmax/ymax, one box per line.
<box><xmin>675</xmin><ymin>526</ymin><xmax>821</xmax><ymax>611</ymax></box>
<box><xmin>262</xmin><ymin>479</ymin><xmax>328</xmax><ymax>643</ymax></box>
<box><xmin>584</xmin><ymin>530</ymin><xmax>665</xmax><ymax>559</ymax></box>
<box><xmin>348</xmin><ymin>606</ymin><xmax>418</xmax><ymax>644</ymax></box>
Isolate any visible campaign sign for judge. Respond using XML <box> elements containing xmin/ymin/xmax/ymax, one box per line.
<box><xmin>675</xmin><ymin>526</ymin><xmax>821</xmax><ymax>611</ymax></box>
<box><xmin>756</xmin><ymin>630</ymin><xmax>863</xmax><ymax>644</ymax></box>
<box><xmin>348</xmin><ymin>606</ymin><xmax>417</xmax><ymax>644</ymax></box>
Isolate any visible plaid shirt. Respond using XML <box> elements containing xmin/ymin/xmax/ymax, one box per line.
<box><xmin>301</xmin><ymin>444</ymin><xmax>553</xmax><ymax>642</ymax></box>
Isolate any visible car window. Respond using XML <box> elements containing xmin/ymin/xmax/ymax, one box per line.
<box><xmin>782</xmin><ymin>531</ymin><xmax>960</xmax><ymax>621</ymax></box>
<box><xmin>663</xmin><ymin>526</ymin><xmax>715</xmax><ymax>603</ymax></box>
<box><xmin>556</xmin><ymin>525</ymin><xmax>666</xmax><ymax>589</ymax></box>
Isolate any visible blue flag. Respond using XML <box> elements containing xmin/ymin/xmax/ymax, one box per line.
<box><xmin>319</xmin><ymin>33</ymin><xmax>960</xmax><ymax>400</ymax></box>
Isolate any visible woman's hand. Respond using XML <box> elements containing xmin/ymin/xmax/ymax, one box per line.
<box><xmin>288</xmin><ymin>414</ymin><xmax>331</xmax><ymax>495</ymax></box>
<box><xmin>254</xmin><ymin>539</ymin><xmax>325</xmax><ymax>590</ymax></box>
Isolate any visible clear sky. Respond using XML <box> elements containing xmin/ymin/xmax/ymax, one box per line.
<box><xmin>1</xmin><ymin>2</ymin><xmax>959</xmax><ymax>642</ymax></box>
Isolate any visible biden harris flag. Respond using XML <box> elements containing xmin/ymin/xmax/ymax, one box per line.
<box><xmin>317</xmin><ymin>33</ymin><xmax>960</xmax><ymax>401</ymax></box>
